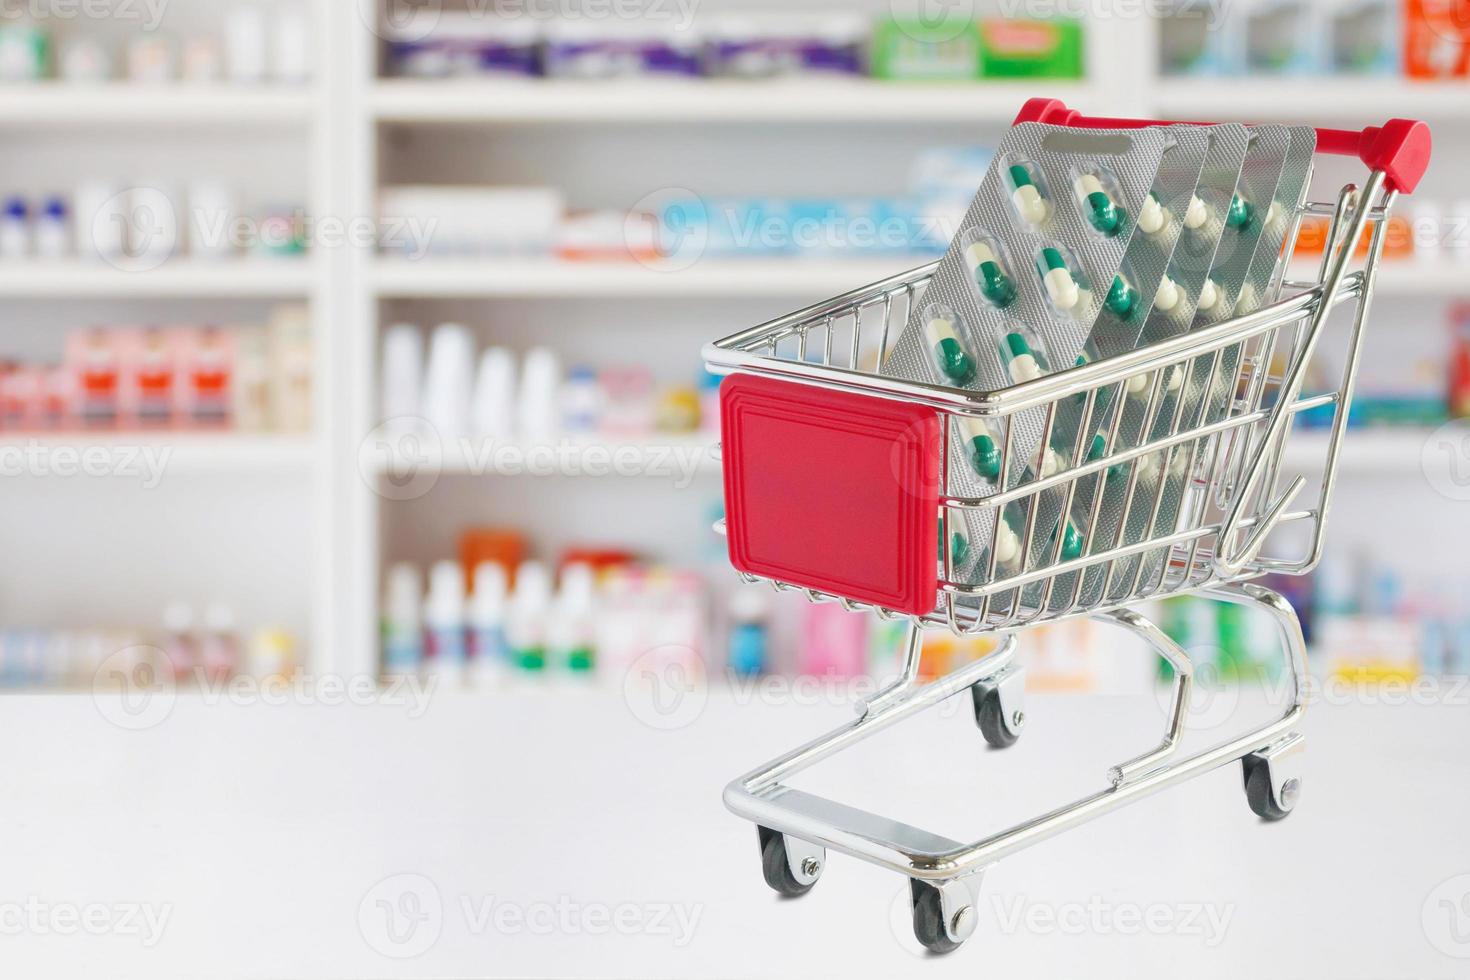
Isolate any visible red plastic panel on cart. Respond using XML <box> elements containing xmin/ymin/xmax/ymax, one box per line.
<box><xmin>720</xmin><ymin>374</ymin><xmax>942</xmax><ymax>617</ymax></box>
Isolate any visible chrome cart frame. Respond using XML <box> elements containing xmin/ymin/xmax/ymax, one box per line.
<box><xmin>703</xmin><ymin>101</ymin><xmax>1430</xmax><ymax>954</ymax></box>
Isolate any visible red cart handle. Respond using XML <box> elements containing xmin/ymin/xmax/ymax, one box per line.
<box><xmin>1016</xmin><ymin>97</ymin><xmax>1432</xmax><ymax>195</ymax></box>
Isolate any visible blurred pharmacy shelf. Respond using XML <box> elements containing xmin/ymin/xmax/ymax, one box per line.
<box><xmin>1152</xmin><ymin>79</ymin><xmax>1470</xmax><ymax>122</ymax></box>
<box><xmin>0</xmin><ymin>260</ymin><xmax>315</xmax><ymax>298</ymax></box>
<box><xmin>370</xmin><ymin>258</ymin><xmax>914</xmax><ymax>299</ymax></box>
<box><xmin>368</xmin><ymin>434</ymin><xmax>720</xmax><ymax>478</ymax></box>
<box><xmin>370</xmin><ymin>78</ymin><xmax>1104</xmax><ymax>125</ymax></box>
<box><xmin>0</xmin><ymin>435</ymin><xmax>316</xmax><ymax>473</ymax></box>
<box><xmin>0</xmin><ymin>85</ymin><xmax>315</xmax><ymax>127</ymax></box>
<box><xmin>1281</xmin><ymin>430</ymin><xmax>1433</xmax><ymax>474</ymax></box>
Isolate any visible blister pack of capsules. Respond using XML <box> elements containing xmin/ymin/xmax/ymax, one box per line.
<box><xmin>1115</xmin><ymin>124</ymin><xmax>1317</xmax><ymax>598</ymax></box>
<box><xmin>878</xmin><ymin>117</ymin><xmax>1316</xmax><ymax>609</ymax></box>
<box><xmin>882</xmin><ymin>123</ymin><xmax>1174</xmax><ymax>604</ymax></box>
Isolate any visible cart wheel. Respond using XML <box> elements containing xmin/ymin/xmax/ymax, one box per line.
<box><xmin>758</xmin><ymin>826</ymin><xmax>821</xmax><ymax>897</ymax></box>
<box><xmin>971</xmin><ymin>683</ymin><xmax>1021</xmax><ymax>749</ymax></box>
<box><xmin>1242</xmin><ymin>753</ymin><xmax>1297</xmax><ymax>822</ymax></box>
<box><xmin>909</xmin><ymin>880</ymin><xmax>967</xmax><ymax>955</ymax></box>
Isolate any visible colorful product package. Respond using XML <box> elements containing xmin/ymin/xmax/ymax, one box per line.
<box><xmin>977</xmin><ymin>19</ymin><xmax>1084</xmax><ymax>79</ymax></box>
<box><xmin>881</xmin><ymin>122</ymin><xmax>1172</xmax><ymax>613</ymax></box>
<box><xmin>66</xmin><ymin>328</ymin><xmax>126</xmax><ymax>429</ymax></box>
<box><xmin>1404</xmin><ymin>0</ymin><xmax>1470</xmax><ymax>77</ymax></box>
<box><xmin>871</xmin><ymin>18</ymin><xmax>983</xmax><ymax>81</ymax></box>
<box><xmin>178</xmin><ymin>327</ymin><xmax>236</xmax><ymax>429</ymax></box>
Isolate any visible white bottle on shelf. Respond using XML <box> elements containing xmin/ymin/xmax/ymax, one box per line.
<box><xmin>421</xmin><ymin>322</ymin><xmax>475</xmax><ymax>440</ymax></box>
<box><xmin>0</xmin><ymin>197</ymin><xmax>29</xmax><ymax>260</ymax></box>
<box><xmin>34</xmin><ymin>197</ymin><xmax>68</xmax><ymax>259</ymax></box>
<box><xmin>517</xmin><ymin>347</ymin><xmax>562</xmax><ymax>443</ymax></box>
<box><xmin>507</xmin><ymin>561</ymin><xmax>552</xmax><ymax>672</ymax></box>
<box><xmin>272</xmin><ymin>8</ymin><xmax>311</xmax><ymax>84</ymax></box>
<box><xmin>128</xmin><ymin>181</ymin><xmax>180</xmax><ymax>267</ymax></box>
<box><xmin>74</xmin><ymin>180</ymin><xmax>125</xmax><ymax>262</ymax></box>
<box><xmin>424</xmin><ymin>561</ymin><xmax>468</xmax><ymax>686</ymax></box>
<box><xmin>467</xmin><ymin>561</ymin><xmax>509</xmax><ymax>686</ymax></box>
<box><xmin>380</xmin><ymin>324</ymin><xmax>424</xmax><ymax>426</ymax></box>
<box><xmin>470</xmin><ymin>346</ymin><xmax>517</xmax><ymax>438</ymax></box>
<box><xmin>382</xmin><ymin>563</ymin><xmax>424</xmax><ymax>679</ymax></box>
<box><xmin>549</xmin><ymin>562</ymin><xmax>597</xmax><ymax>675</ymax></box>
<box><xmin>225</xmin><ymin>5</ymin><xmax>268</xmax><ymax>84</ymax></box>
<box><xmin>186</xmin><ymin>179</ymin><xmax>238</xmax><ymax>260</ymax></box>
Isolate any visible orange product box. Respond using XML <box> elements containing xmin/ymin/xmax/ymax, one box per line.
<box><xmin>1405</xmin><ymin>0</ymin><xmax>1470</xmax><ymax>77</ymax></box>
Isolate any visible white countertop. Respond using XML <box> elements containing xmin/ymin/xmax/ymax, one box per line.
<box><xmin>2</xmin><ymin>681</ymin><xmax>1467</xmax><ymax>979</ymax></box>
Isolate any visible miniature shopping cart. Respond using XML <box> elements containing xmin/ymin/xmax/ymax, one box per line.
<box><xmin>702</xmin><ymin>99</ymin><xmax>1431</xmax><ymax>954</ymax></box>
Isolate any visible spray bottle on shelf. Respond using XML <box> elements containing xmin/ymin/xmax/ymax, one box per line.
<box><xmin>425</xmin><ymin>561</ymin><xmax>467</xmax><ymax>685</ymax></box>
<box><xmin>467</xmin><ymin>561</ymin><xmax>509</xmax><ymax>684</ymax></box>
<box><xmin>382</xmin><ymin>563</ymin><xmax>424</xmax><ymax>679</ymax></box>
<box><xmin>508</xmin><ymin>561</ymin><xmax>552</xmax><ymax>671</ymax></box>
<box><xmin>549</xmin><ymin>562</ymin><xmax>597</xmax><ymax>673</ymax></box>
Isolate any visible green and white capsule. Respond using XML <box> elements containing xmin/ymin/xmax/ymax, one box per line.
<box><xmin>1236</xmin><ymin>281</ymin><xmax>1260</xmax><ymax>314</ymax></box>
<box><xmin>1074</xmin><ymin>171</ymin><xmax>1124</xmax><ymax>237</ymax></box>
<box><xmin>1226</xmin><ymin>193</ymin><xmax>1254</xmax><ymax>230</ymax></box>
<box><xmin>1088</xmin><ymin>433</ymin><xmax>1127</xmax><ymax>479</ymax></box>
<box><xmin>1196</xmin><ymin>277</ymin><xmax>1222</xmax><ymax>314</ymax></box>
<box><xmin>1105</xmin><ymin>274</ymin><xmax>1138</xmax><ymax>319</ymax></box>
<box><xmin>964</xmin><ymin>238</ymin><xmax>1016</xmax><ymax>308</ymax></box>
<box><xmin>924</xmin><ymin>313</ymin><xmax>976</xmax><ymax>385</ymax></box>
<box><xmin>1007</xmin><ymin>162</ymin><xmax>1050</xmax><ymax>227</ymax></box>
<box><xmin>1037</xmin><ymin>246</ymin><xmax>1080</xmax><ymax>312</ymax></box>
<box><xmin>940</xmin><ymin>525</ymin><xmax>971</xmax><ymax>570</ymax></box>
<box><xmin>1037</xmin><ymin>443</ymin><xmax>1064</xmax><ymax>479</ymax></box>
<box><xmin>1051</xmin><ymin>520</ymin><xmax>1084</xmax><ymax>561</ymax></box>
<box><xmin>1137</xmin><ymin>192</ymin><xmax>1167</xmax><ymax>235</ymax></box>
<box><xmin>993</xmin><ymin>515</ymin><xmax>1022</xmax><ymax>568</ymax></box>
<box><xmin>1154</xmin><ymin>274</ymin><xmax>1181</xmax><ymax>314</ymax></box>
<box><xmin>1000</xmin><ymin>330</ymin><xmax>1043</xmax><ymax>384</ymax></box>
<box><xmin>958</xmin><ymin>416</ymin><xmax>1001</xmax><ymax>481</ymax></box>
<box><xmin>1184</xmin><ymin>195</ymin><xmax>1210</xmax><ymax>230</ymax></box>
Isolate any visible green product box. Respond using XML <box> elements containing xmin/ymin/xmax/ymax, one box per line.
<box><xmin>978</xmin><ymin>19</ymin><xmax>1085</xmax><ymax>79</ymax></box>
<box><xmin>871</xmin><ymin>18</ymin><xmax>984</xmax><ymax>81</ymax></box>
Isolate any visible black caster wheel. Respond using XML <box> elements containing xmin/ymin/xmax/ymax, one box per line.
<box><xmin>1243</xmin><ymin>753</ymin><xmax>1297</xmax><ymax>822</ymax></box>
<box><xmin>758</xmin><ymin>826</ymin><xmax>821</xmax><ymax>897</ymax></box>
<box><xmin>909</xmin><ymin>880</ymin><xmax>972</xmax><ymax>955</ymax></box>
<box><xmin>971</xmin><ymin>682</ymin><xmax>1021</xmax><ymax>749</ymax></box>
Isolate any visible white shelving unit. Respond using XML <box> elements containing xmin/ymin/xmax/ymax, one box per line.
<box><xmin>0</xmin><ymin>434</ymin><xmax>317</xmax><ymax>471</ymax></box>
<box><xmin>8</xmin><ymin>3</ymin><xmax>1466</xmax><ymax>677</ymax></box>
<box><xmin>0</xmin><ymin>0</ymin><xmax>340</xmax><ymax>665</ymax></box>
<box><xmin>0</xmin><ymin>259</ymin><xmax>315</xmax><ymax>297</ymax></box>
<box><xmin>0</xmin><ymin>84</ymin><xmax>314</xmax><ymax>127</ymax></box>
<box><xmin>370</xmin><ymin>77</ymin><xmax>1105</xmax><ymax>124</ymax></box>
